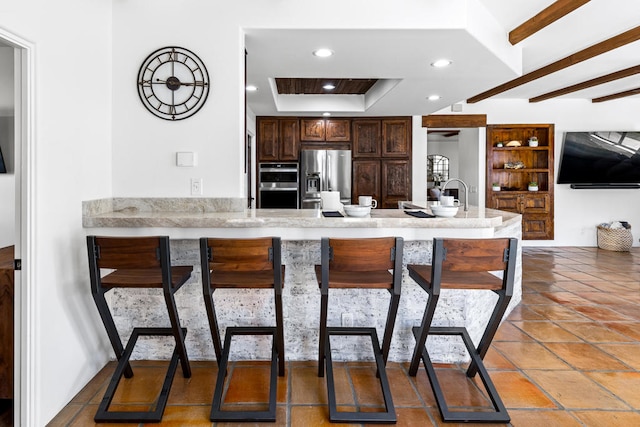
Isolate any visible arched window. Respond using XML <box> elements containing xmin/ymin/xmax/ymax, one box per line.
<box><xmin>427</xmin><ymin>154</ymin><xmax>449</xmax><ymax>186</ymax></box>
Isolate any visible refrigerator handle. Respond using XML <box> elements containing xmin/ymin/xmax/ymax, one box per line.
<box><xmin>327</xmin><ymin>153</ymin><xmax>331</xmax><ymax>190</ymax></box>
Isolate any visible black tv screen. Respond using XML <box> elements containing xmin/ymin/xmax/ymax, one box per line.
<box><xmin>557</xmin><ymin>131</ymin><xmax>640</xmax><ymax>187</ymax></box>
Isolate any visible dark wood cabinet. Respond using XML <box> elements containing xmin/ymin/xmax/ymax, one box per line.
<box><xmin>257</xmin><ymin>117</ymin><xmax>300</xmax><ymax>162</ymax></box>
<box><xmin>300</xmin><ymin>118</ymin><xmax>350</xmax><ymax>142</ymax></box>
<box><xmin>352</xmin><ymin>120</ymin><xmax>381</xmax><ymax>158</ymax></box>
<box><xmin>353</xmin><ymin>160</ymin><xmax>381</xmax><ymax>201</ymax></box>
<box><xmin>486</xmin><ymin>124</ymin><xmax>554</xmax><ymax>240</ymax></box>
<box><xmin>382</xmin><ymin>118</ymin><xmax>411</xmax><ymax>157</ymax></box>
<box><xmin>0</xmin><ymin>246</ymin><xmax>13</xmax><ymax>399</ymax></box>
<box><xmin>278</xmin><ymin>119</ymin><xmax>300</xmax><ymax>160</ymax></box>
<box><xmin>381</xmin><ymin>160</ymin><xmax>411</xmax><ymax>208</ymax></box>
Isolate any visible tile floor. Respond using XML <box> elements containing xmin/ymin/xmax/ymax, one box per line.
<box><xmin>42</xmin><ymin>247</ymin><xmax>640</xmax><ymax>426</ymax></box>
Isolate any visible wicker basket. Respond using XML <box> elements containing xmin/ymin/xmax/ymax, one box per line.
<box><xmin>597</xmin><ymin>225</ymin><xmax>633</xmax><ymax>251</ymax></box>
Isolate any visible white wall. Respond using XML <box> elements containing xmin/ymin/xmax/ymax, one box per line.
<box><xmin>434</xmin><ymin>99</ymin><xmax>640</xmax><ymax>247</ymax></box>
<box><xmin>1</xmin><ymin>1</ymin><xmax>113</xmax><ymax>424</ymax></box>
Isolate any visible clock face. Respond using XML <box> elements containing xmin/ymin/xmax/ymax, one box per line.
<box><xmin>137</xmin><ymin>46</ymin><xmax>210</xmax><ymax>121</ymax></box>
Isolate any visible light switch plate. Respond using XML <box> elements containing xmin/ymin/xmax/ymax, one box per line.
<box><xmin>176</xmin><ymin>152</ymin><xmax>196</xmax><ymax>167</ymax></box>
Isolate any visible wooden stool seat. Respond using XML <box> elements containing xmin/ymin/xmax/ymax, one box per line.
<box><xmin>200</xmin><ymin>237</ymin><xmax>284</xmax><ymax>423</ymax></box>
<box><xmin>87</xmin><ymin>235</ymin><xmax>192</xmax><ymax>423</ymax></box>
<box><xmin>316</xmin><ymin>237</ymin><xmax>403</xmax><ymax>424</ymax></box>
<box><xmin>407</xmin><ymin>237</ymin><xmax>517</xmax><ymax>424</ymax></box>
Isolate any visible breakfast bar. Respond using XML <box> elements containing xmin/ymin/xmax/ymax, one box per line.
<box><xmin>83</xmin><ymin>198</ymin><xmax>522</xmax><ymax>363</ymax></box>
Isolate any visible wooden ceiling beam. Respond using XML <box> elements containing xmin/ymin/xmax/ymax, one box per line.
<box><xmin>467</xmin><ymin>25</ymin><xmax>640</xmax><ymax>104</ymax></box>
<box><xmin>530</xmin><ymin>64</ymin><xmax>640</xmax><ymax>102</ymax></box>
<box><xmin>422</xmin><ymin>115</ymin><xmax>487</xmax><ymax>128</ymax></box>
<box><xmin>509</xmin><ymin>0</ymin><xmax>591</xmax><ymax>45</ymax></box>
<box><xmin>592</xmin><ymin>87</ymin><xmax>640</xmax><ymax>103</ymax></box>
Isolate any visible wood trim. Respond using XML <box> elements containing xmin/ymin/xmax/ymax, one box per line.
<box><xmin>529</xmin><ymin>65</ymin><xmax>640</xmax><ymax>102</ymax></box>
<box><xmin>592</xmin><ymin>87</ymin><xmax>640</xmax><ymax>103</ymax></box>
<box><xmin>530</xmin><ymin>64</ymin><xmax>640</xmax><ymax>102</ymax></box>
<box><xmin>422</xmin><ymin>114</ymin><xmax>487</xmax><ymax>128</ymax></box>
<box><xmin>509</xmin><ymin>0</ymin><xmax>591</xmax><ymax>45</ymax></box>
<box><xmin>468</xmin><ymin>25</ymin><xmax>640</xmax><ymax>103</ymax></box>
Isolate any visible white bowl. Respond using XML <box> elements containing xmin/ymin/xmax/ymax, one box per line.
<box><xmin>430</xmin><ymin>205</ymin><xmax>458</xmax><ymax>218</ymax></box>
<box><xmin>343</xmin><ymin>204</ymin><xmax>371</xmax><ymax>217</ymax></box>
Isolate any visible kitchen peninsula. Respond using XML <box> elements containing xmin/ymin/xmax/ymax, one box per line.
<box><xmin>83</xmin><ymin>198</ymin><xmax>522</xmax><ymax>363</ymax></box>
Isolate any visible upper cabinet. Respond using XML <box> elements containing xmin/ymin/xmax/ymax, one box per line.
<box><xmin>382</xmin><ymin>118</ymin><xmax>411</xmax><ymax>158</ymax></box>
<box><xmin>257</xmin><ymin>117</ymin><xmax>299</xmax><ymax>162</ymax></box>
<box><xmin>300</xmin><ymin>119</ymin><xmax>350</xmax><ymax>142</ymax></box>
<box><xmin>486</xmin><ymin>124</ymin><xmax>554</xmax><ymax>240</ymax></box>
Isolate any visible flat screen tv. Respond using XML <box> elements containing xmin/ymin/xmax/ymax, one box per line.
<box><xmin>557</xmin><ymin>131</ymin><xmax>640</xmax><ymax>189</ymax></box>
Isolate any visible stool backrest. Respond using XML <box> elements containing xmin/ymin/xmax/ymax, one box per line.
<box><xmin>326</xmin><ymin>237</ymin><xmax>399</xmax><ymax>272</ymax></box>
<box><xmin>88</xmin><ymin>236</ymin><xmax>166</xmax><ymax>270</ymax></box>
<box><xmin>202</xmin><ymin>237</ymin><xmax>279</xmax><ymax>272</ymax></box>
<box><xmin>433</xmin><ymin>237</ymin><xmax>518</xmax><ymax>292</ymax></box>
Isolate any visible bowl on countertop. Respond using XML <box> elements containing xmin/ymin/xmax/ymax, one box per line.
<box><xmin>430</xmin><ymin>205</ymin><xmax>459</xmax><ymax>218</ymax></box>
<box><xmin>343</xmin><ymin>204</ymin><xmax>371</xmax><ymax>217</ymax></box>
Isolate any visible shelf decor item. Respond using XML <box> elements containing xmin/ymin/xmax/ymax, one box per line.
<box><xmin>528</xmin><ymin>182</ymin><xmax>538</xmax><ymax>191</ymax></box>
<box><xmin>492</xmin><ymin>183</ymin><xmax>500</xmax><ymax>191</ymax></box>
<box><xmin>504</xmin><ymin>161</ymin><xmax>525</xmax><ymax>169</ymax></box>
<box><xmin>528</xmin><ymin>136</ymin><xmax>538</xmax><ymax>147</ymax></box>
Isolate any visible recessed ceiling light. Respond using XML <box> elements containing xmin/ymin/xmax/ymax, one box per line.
<box><xmin>313</xmin><ymin>48</ymin><xmax>334</xmax><ymax>58</ymax></box>
<box><xmin>427</xmin><ymin>95</ymin><xmax>441</xmax><ymax>101</ymax></box>
<box><xmin>431</xmin><ymin>59</ymin><xmax>452</xmax><ymax>68</ymax></box>
<box><xmin>322</xmin><ymin>112</ymin><xmax>331</xmax><ymax>117</ymax></box>
<box><xmin>245</xmin><ymin>84</ymin><xmax>258</xmax><ymax>92</ymax></box>
<box><xmin>323</xmin><ymin>83</ymin><xmax>336</xmax><ymax>90</ymax></box>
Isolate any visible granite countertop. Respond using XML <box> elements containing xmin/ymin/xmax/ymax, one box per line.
<box><xmin>83</xmin><ymin>198</ymin><xmax>520</xmax><ymax>230</ymax></box>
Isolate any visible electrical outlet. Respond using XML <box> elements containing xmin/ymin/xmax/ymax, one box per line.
<box><xmin>470</xmin><ymin>185</ymin><xmax>478</xmax><ymax>193</ymax></box>
<box><xmin>191</xmin><ymin>178</ymin><xmax>203</xmax><ymax>195</ymax></box>
<box><xmin>341</xmin><ymin>313</ymin><xmax>353</xmax><ymax>328</ymax></box>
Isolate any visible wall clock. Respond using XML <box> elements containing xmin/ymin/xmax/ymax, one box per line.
<box><xmin>137</xmin><ymin>46</ymin><xmax>210</xmax><ymax>121</ymax></box>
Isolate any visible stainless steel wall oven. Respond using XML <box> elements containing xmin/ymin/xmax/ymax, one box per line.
<box><xmin>258</xmin><ymin>163</ymin><xmax>299</xmax><ymax>208</ymax></box>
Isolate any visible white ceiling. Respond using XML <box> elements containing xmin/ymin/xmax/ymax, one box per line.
<box><xmin>245</xmin><ymin>0</ymin><xmax>640</xmax><ymax>117</ymax></box>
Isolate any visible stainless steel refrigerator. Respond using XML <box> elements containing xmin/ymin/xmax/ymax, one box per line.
<box><xmin>300</xmin><ymin>149</ymin><xmax>351</xmax><ymax>209</ymax></box>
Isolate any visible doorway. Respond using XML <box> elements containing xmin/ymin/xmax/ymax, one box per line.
<box><xmin>0</xmin><ymin>28</ymin><xmax>34</xmax><ymax>427</ymax></box>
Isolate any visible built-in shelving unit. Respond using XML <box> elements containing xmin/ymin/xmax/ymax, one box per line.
<box><xmin>486</xmin><ymin>124</ymin><xmax>554</xmax><ymax>240</ymax></box>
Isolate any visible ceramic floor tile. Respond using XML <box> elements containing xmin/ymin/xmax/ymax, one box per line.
<box><xmin>66</xmin><ymin>404</ymin><xmax>144</xmax><ymax>427</ymax></box>
<box><xmin>143</xmin><ymin>405</ymin><xmax>212</xmax><ymax>426</ymax></box>
<box><xmin>493</xmin><ymin>342</ymin><xmax>570</xmax><ymax>370</ymax></box>
<box><xmin>571</xmin><ymin>305</ymin><xmax>634</xmax><ymax>322</ymax></box>
<box><xmin>556</xmin><ymin>321</ymin><xmax>633</xmax><ymax>343</ymax></box>
<box><xmin>585</xmin><ymin>371</ymin><xmax>640</xmax><ymax>409</ymax></box>
<box><xmin>597</xmin><ymin>343</ymin><xmax>640</xmax><ymax>369</ymax></box>
<box><xmin>489</xmin><ymin>371</ymin><xmax>556</xmax><ymax>409</ymax></box>
<box><xmin>553</xmin><ymin>281</ymin><xmax>601</xmax><ymax>293</ymax></box>
<box><xmin>543</xmin><ymin>342</ymin><xmax>630</xmax><ymax>370</ymax></box>
<box><xmin>520</xmin><ymin>293</ymin><xmax>557</xmax><ymax>305</ymax></box>
<box><xmin>69</xmin><ymin>362</ymin><xmax>115</xmax><ymax>404</ymax></box>
<box><xmin>221</xmin><ymin>364</ymin><xmax>287</xmax><ymax>405</ymax></box>
<box><xmin>493</xmin><ymin>322</ymin><xmax>534</xmax><ymax>342</ymax></box>
<box><xmin>45</xmin><ymin>403</ymin><xmax>84</xmax><ymax>427</ymax></box>
<box><xmin>167</xmin><ymin>364</ymin><xmax>217</xmax><ymax>404</ymax></box>
<box><xmin>364</xmin><ymin>407</ymin><xmax>434</xmax><ymax>427</ymax></box>
<box><xmin>507</xmin><ymin>409</ymin><xmax>583</xmax><ymax>427</ymax></box>
<box><xmin>427</xmin><ymin>408</ymin><xmax>509</xmax><ymax>427</ymax></box>
<box><xmin>511</xmin><ymin>321</ymin><xmax>582</xmax><ymax>342</ymax></box>
<box><xmin>570</xmin><ymin>291</ymin><xmax>630</xmax><ymax>306</ymax></box>
<box><xmin>571</xmin><ymin>410</ymin><xmax>640</xmax><ymax>426</ymax></box>
<box><xmin>603</xmin><ymin>322</ymin><xmax>640</xmax><ymax>341</ymax></box>
<box><xmin>290</xmin><ymin>405</ymin><xmax>352</xmax><ymax>427</ymax></box>
<box><xmin>505</xmin><ymin>306</ymin><xmax>547</xmax><ymax>321</ymax></box>
<box><xmin>525</xmin><ymin>370</ymin><xmax>630</xmax><ymax>410</ymax></box>
<box><xmin>539</xmin><ymin>292</ymin><xmax>594</xmax><ymax>306</ymax></box>
<box><xmin>528</xmin><ymin>304</ymin><xmax>588</xmax><ymax>321</ymax></box>
<box><xmin>215</xmin><ymin>406</ymin><xmax>287</xmax><ymax>427</ymax></box>
<box><xmin>482</xmin><ymin>347</ymin><xmax>517</xmax><ymax>370</ymax></box>
<box><xmin>290</xmin><ymin>364</ymin><xmax>353</xmax><ymax>405</ymax></box>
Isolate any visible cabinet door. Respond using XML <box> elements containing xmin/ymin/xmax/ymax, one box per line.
<box><xmin>381</xmin><ymin>160</ymin><xmax>411</xmax><ymax>208</ymax></box>
<box><xmin>352</xmin><ymin>119</ymin><xmax>381</xmax><ymax>158</ymax></box>
<box><xmin>523</xmin><ymin>213</ymin><xmax>553</xmax><ymax>240</ymax></box>
<box><xmin>522</xmin><ymin>193</ymin><xmax>549</xmax><ymax>213</ymax></box>
<box><xmin>382</xmin><ymin>118</ymin><xmax>411</xmax><ymax>157</ymax></box>
<box><xmin>300</xmin><ymin>119</ymin><xmax>326</xmax><ymax>141</ymax></box>
<box><xmin>326</xmin><ymin>119</ymin><xmax>351</xmax><ymax>141</ymax></box>
<box><xmin>257</xmin><ymin>119</ymin><xmax>279</xmax><ymax>161</ymax></box>
<box><xmin>279</xmin><ymin>119</ymin><xmax>300</xmax><ymax>160</ymax></box>
<box><xmin>491</xmin><ymin>193</ymin><xmax>521</xmax><ymax>212</ymax></box>
<box><xmin>353</xmin><ymin>160</ymin><xmax>380</xmax><ymax>201</ymax></box>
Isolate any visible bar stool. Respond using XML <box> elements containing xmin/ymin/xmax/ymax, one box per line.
<box><xmin>86</xmin><ymin>235</ymin><xmax>193</xmax><ymax>423</ymax></box>
<box><xmin>407</xmin><ymin>237</ymin><xmax>517</xmax><ymax>423</ymax></box>
<box><xmin>315</xmin><ymin>237</ymin><xmax>403</xmax><ymax>424</ymax></box>
<box><xmin>200</xmin><ymin>237</ymin><xmax>285</xmax><ymax>422</ymax></box>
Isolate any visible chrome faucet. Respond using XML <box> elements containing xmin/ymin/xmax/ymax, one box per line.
<box><xmin>441</xmin><ymin>178</ymin><xmax>469</xmax><ymax>211</ymax></box>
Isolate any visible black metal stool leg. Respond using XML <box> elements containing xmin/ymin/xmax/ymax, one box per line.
<box><xmin>408</xmin><ymin>289</ymin><xmax>439</xmax><ymax>377</ymax></box>
<box><xmin>164</xmin><ymin>288</ymin><xmax>191</xmax><ymax>378</ymax></box>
